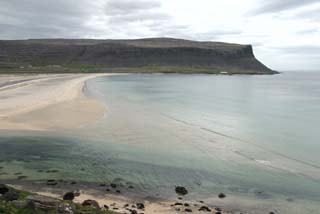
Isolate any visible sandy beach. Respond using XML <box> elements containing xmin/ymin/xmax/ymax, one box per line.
<box><xmin>0</xmin><ymin>73</ymin><xmax>109</xmax><ymax>131</ymax></box>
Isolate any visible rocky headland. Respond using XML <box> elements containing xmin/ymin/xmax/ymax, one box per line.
<box><xmin>0</xmin><ymin>38</ymin><xmax>277</xmax><ymax>74</ymax></box>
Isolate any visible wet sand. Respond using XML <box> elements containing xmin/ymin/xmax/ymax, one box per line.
<box><xmin>0</xmin><ymin>74</ymin><xmax>109</xmax><ymax>131</ymax></box>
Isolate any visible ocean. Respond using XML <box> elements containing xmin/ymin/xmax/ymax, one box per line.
<box><xmin>1</xmin><ymin>72</ymin><xmax>320</xmax><ymax>213</ymax></box>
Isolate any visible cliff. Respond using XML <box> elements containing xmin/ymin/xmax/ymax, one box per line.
<box><xmin>0</xmin><ymin>38</ymin><xmax>277</xmax><ymax>74</ymax></box>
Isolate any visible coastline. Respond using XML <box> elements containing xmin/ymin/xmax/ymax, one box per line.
<box><xmin>0</xmin><ymin>73</ymin><xmax>110</xmax><ymax>131</ymax></box>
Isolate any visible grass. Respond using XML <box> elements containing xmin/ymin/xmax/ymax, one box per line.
<box><xmin>0</xmin><ymin>185</ymin><xmax>118</xmax><ymax>214</ymax></box>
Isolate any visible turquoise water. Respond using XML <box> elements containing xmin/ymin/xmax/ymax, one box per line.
<box><xmin>1</xmin><ymin>72</ymin><xmax>320</xmax><ymax>212</ymax></box>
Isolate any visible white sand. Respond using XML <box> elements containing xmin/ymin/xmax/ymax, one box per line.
<box><xmin>0</xmin><ymin>73</ymin><xmax>110</xmax><ymax>131</ymax></box>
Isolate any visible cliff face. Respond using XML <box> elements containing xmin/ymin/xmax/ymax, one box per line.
<box><xmin>0</xmin><ymin>38</ymin><xmax>277</xmax><ymax>74</ymax></box>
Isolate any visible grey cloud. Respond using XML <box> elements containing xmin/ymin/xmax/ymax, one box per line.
<box><xmin>0</xmin><ymin>0</ymin><xmax>99</xmax><ymax>39</ymax></box>
<box><xmin>105</xmin><ymin>0</ymin><xmax>168</xmax><ymax>25</ymax></box>
<box><xmin>105</xmin><ymin>0</ymin><xmax>161</xmax><ymax>15</ymax></box>
<box><xmin>108</xmin><ymin>12</ymin><xmax>170</xmax><ymax>24</ymax></box>
<box><xmin>250</xmin><ymin>0</ymin><xmax>319</xmax><ymax>15</ymax></box>
<box><xmin>104</xmin><ymin>0</ymin><xmax>189</xmax><ymax>39</ymax></box>
<box><xmin>294</xmin><ymin>8</ymin><xmax>320</xmax><ymax>21</ymax></box>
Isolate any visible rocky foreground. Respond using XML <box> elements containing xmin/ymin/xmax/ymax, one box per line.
<box><xmin>0</xmin><ymin>183</ymin><xmax>242</xmax><ymax>214</ymax></box>
<box><xmin>0</xmin><ymin>184</ymin><xmax>118</xmax><ymax>214</ymax></box>
<box><xmin>0</xmin><ymin>38</ymin><xmax>277</xmax><ymax>74</ymax></box>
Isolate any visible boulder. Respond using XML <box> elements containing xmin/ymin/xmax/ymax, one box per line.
<box><xmin>3</xmin><ymin>191</ymin><xmax>20</xmax><ymax>201</ymax></box>
<box><xmin>175</xmin><ymin>186</ymin><xmax>188</xmax><ymax>195</ymax></box>
<box><xmin>0</xmin><ymin>184</ymin><xmax>9</xmax><ymax>194</ymax></box>
<box><xmin>82</xmin><ymin>199</ymin><xmax>100</xmax><ymax>209</ymax></box>
<box><xmin>26</xmin><ymin>195</ymin><xmax>58</xmax><ymax>211</ymax></box>
<box><xmin>63</xmin><ymin>192</ymin><xmax>75</xmax><ymax>201</ymax></box>
<box><xmin>199</xmin><ymin>206</ymin><xmax>211</xmax><ymax>212</ymax></box>
<box><xmin>136</xmin><ymin>203</ymin><xmax>145</xmax><ymax>210</ymax></box>
<box><xmin>218</xmin><ymin>193</ymin><xmax>226</xmax><ymax>198</ymax></box>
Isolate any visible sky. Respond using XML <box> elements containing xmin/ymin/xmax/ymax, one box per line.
<box><xmin>0</xmin><ymin>0</ymin><xmax>319</xmax><ymax>71</ymax></box>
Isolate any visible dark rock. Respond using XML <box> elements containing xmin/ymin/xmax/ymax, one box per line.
<box><xmin>70</xmin><ymin>181</ymin><xmax>77</xmax><ymax>185</ymax></box>
<box><xmin>269</xmin><ymin>212</ymin><xmax>275</xmax><ymax>214</ymax></box>
<box><xmin>175</xmin><ymin>208</ymin><xmax>181</xmax><ymax>211</ymax></box>
<box><xmin>110</xmin><ymin>183</ymin><xmax>117</xmax><ymax>188</ymax></box>
<box><xmin>46</xmin><ymin>179</ymin><xmax>58</xmax><ymax>186</ymax></box>
<box><xmin>46</xmin><ymin>169</ymin><xmax>59</xmax><ymax>173</ymax></box>
<box><xmin>184</xmin><ymin>203</ymin><xmax>190</xmax><ymax>207</ymax></box>
<box><xmin>178</xmin><ymin>197</ymin><xmax>183</xmax><ymax>200</ymax></box>
<box><xmin>199</xmin><ymin>206</ymin><xmax>211</xmax><ymax>212</ymax></box>
<box><xmin>218</xmin><ymin>193</ymin><xmax>226</xmax><ymax>198</ymax></box>
<box><xmin>216</xmin><ymin>212</ymin><xmax>222</xmax><ymax>214</ymax></box>
<box><xmin>174</xmin><ymin>202</ymin><xmax>183</xmax><ymax>206</ymax></box>
<box><xmin>199</xmin><ymin>200</ymin><xmax>204</xmax><ymax>203</ymax></box>
<box><xmin>63</xmin><ymin>192</ymin><xmax>75</xmax><ymax>201</ymax></box>
<box><xmin>136</xmin><ymin>203</ymin><xmax>145</xmax><ymax>210</ymax></box>
<box><xmin>100</xmin><ymin>183</ymin><xmax>106</xmax><ymax>187</ymax></box>
<box><xmin>175</xmin><ymin>186</ymin><xmax>188</xmax><ymax>195</ymax></box>
<box><xmin>116</xmin><ymin>190</ymin><xmax>121</xmax><ymax>193</ymax></box>
<box><xmin>82</xmin><ymin>199</ymin><xmax>100</xmax><ymax>209</ymax></box>
<box><xmin>131</xmin><ymin>210</ymin><xmax>138</xmax><ymax>214</ymax></box>
<box><xmin>14</xmin><ymin>172</ymin><xmax>23</xmax><ymax>175</ymax></box>
<box><xmin>124</xmin><ymin>204</ymin><xmax>129</xmax><ymax>207</ymax></box>
<box><xmin>106</xmin><ymin>188</ymin><xmax>110</xmax><ymax>192</ymax></box>
<box><xmin>17</xmin><ymin>175</ymin><xmax>28</xmax><ymax>180</ymax></box>
<box><xmin>128</xmin><ymin>185</ymin><xmax>134</xmax><ymax>189</ymax></box>
<box><xmin>26</xmin><ymin>195</ymin><xmax>58</xmax><ymax>211</ymax></box>
<box><xmin>3</xmin><ymin>191</ymin><xmax>20</xmax><ymax>201</ymax></box>
<box><xmin>185</xmin><ymin>208</ymin><xmax>192</xmax><ymax>212</ymax></box>
<box><xmin>0</xmin><ymin>184</ymin><xmax>9</xmax><ymax>194</ymax></box>
<box><xmin>104</xmin><ymin>205</ymin><xmax>109</xmax><ymax>210</ymax></box>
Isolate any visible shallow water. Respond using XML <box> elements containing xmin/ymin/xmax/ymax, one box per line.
<box><xmin>1</xmin><ymin>72</ymin><xmax>320</xmax><ymax>212</ymax></box>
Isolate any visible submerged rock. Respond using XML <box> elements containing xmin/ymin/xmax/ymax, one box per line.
<box><xmin>218</xmin><ymin>193</ymin><xmax>226</xmax><ymax>198</ymax></box>
<box><xmin>46</xmin><ymin>179</ymin><xmax>58</xmax><ymax>186</ymax></box>
<box><xmin>110</xmin><ymin>183</ymin><xmax>117</xmax><ymax>188</ymax></box>
<box><xmin>175</xmin><ymin>186</ymin><xmax>188</xmax><ymax>195</ymax></box>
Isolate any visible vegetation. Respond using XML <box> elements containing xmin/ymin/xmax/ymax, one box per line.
<box><xmin>0</xmin><ymin>185</ymin><xmax>117</xmax><ymax>214</ymax></box>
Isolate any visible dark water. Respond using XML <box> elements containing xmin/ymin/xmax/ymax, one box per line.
<box><xmin>1</xmin><ymin>72</ymin><xmax>320</xmax><ymax>212</ymax></box>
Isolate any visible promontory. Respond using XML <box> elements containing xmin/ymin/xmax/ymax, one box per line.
<box><xmin>0</xmin><ymin>38</ymin><xmax>277</xmax><ymax>74</ymax></box>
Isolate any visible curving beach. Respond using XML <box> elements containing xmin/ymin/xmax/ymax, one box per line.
<box><xmin>0</xmin><ymin>74</ymin><xmax>110</xmax><ymax>131</ymax></box>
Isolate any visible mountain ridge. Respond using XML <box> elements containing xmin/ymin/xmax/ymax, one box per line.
<box><xmin>0</xmin><ymin>38</ymin><xmax>277</xmax><ymax>74</ymax></box>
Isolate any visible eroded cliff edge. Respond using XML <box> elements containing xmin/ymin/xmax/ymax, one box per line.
<box><xmin>0</xmin><ymin>38</ymin><xmax>277</xmax><ymax>74</ymax></box>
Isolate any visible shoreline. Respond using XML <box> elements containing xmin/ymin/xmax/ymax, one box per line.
<box><xmin>3</xmin><ymin>180</ymin><xmax>239</xmax><ymax>214</ymax></box>
<box><xmin>0</xmin><ymin>73</ymin><xmax>111</xmax><ymax>131</ymax></box>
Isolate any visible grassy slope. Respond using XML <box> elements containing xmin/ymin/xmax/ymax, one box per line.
<box><xmin>0</xmin><ymin>186</ymin><xmax>117</xmax><ymax>214</ymax></box>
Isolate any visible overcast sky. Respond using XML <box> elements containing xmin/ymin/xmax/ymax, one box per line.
<box><xmin>0</xmin><ymin>0</ymin><xmax>319</xmax><ymax>71</ymax></box>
